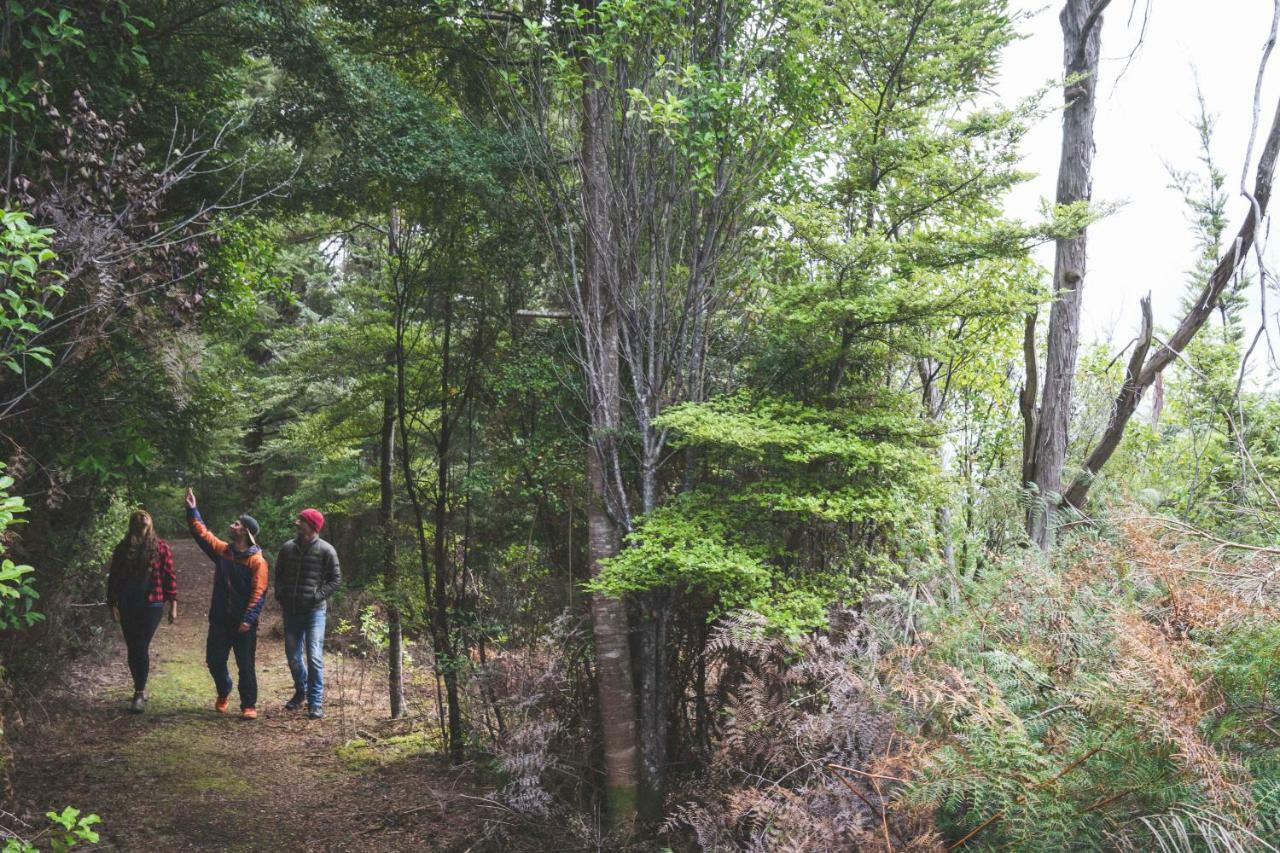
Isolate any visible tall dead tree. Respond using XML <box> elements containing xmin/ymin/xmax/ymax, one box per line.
<box><xmin>1023</xmin><ymin>0</ymin><xmax>1110</xmax><ymax>549</ymax></box>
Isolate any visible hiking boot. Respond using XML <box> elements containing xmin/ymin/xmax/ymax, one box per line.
<box><xmin>129</xmin><ymin>692</ymin><xmax>146</xmax><ymax>714</ymax></box>
<box><xmin>307</xmin><ymin>707</ymin><xmax>323</xmax><ymax>720</ymax></box>
<box><xmin>215</xmin><ymin>694</ymin><xmax>230</xmax><ymax>713</ymax></box>
<box><xmin>284</xmin><ymin>691</ymin><xmax>305</xmax><ymax>711</ymax></box>
<box><xmin>241</xmin><ymin>707</ymin><xmax>258</xmax><ymax>720</ymax></box>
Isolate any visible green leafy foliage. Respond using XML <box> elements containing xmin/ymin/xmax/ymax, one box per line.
<box><xmin>0</xmin><ymin>467</ymin><xmax>41</xmax><ymax>630</ymax></box>
<box><xmin>0</xmin><ymin>209</ymin><xmax>62</xmax><ymax>376</ymax></box>
<box><xmin>1</xmin><ymin>806</ymin><xmax>100</xmax><ymax>853</ymax></box>
<box><xmin>590</xmin><ymin>494</ymin><xmax>836</xmax><ymax>635</ymax></box>
<box><xmin>0</xmin><ymin>2</ymin><xmax>84</xmax><ymax>117</ymax></box>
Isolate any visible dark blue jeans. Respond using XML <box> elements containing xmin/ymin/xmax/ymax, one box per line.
<box><xmin>206</xmin><ymin>618</ymin><xmax>258</xmax><ymax>710</ymax></box>
<box><xmin>119</xmin><ymin>605</ymin><xmax>163</xmax><ymax>693</ymax></box>
<box><xmin>283</xmin><ymin>604</ymin><xmax>326</xmax><ymax>710</ymax></box>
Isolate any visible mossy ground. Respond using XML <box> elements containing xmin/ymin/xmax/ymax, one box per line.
<box><xmin>336</xmin><ymin>730</ymin><xmax>438</xmax><ymax>769</ymax></box>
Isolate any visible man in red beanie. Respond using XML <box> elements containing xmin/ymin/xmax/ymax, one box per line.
<box><xmin>273</xmin><ymin>507</ymin><xmax>341</xmax><ymax>719</ymax></box>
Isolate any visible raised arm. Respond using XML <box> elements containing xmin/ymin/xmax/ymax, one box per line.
<box><xmin>186</xmin><ymin>488</ymin><xmax>227</xmax><ymax>561</ymax></box>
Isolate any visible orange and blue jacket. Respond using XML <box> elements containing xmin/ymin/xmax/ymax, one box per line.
<box><xmin>188</xmin><ymin>508</ymin><xmax>269</xmax><ymax>626</ymax></box>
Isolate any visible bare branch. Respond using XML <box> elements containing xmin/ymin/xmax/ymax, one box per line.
<box><xmin>1064</xmin><ymin>19</ymin><xmax>1280</xmax><ymax>511</ymax></box>
<box><xmin>1072</xmin><ymin>0</ymin><xmax>1113</xmax><ymax>70</ymax></box>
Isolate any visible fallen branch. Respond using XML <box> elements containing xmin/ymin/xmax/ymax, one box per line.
<box><xmin>825</xmin><ymin>762</ymin><xmax>908</xmax><ymax>784</ymax></box>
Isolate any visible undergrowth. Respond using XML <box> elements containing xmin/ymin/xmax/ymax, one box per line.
<box><xmin>463</xmin><ymin>514</ymin><xmax>1280</xmax><ymax>850</ymax></box>
<box><xmin>895</xmin><ymin>518</ymin><xmax>1280</xmax><ymax>850</ymax></box>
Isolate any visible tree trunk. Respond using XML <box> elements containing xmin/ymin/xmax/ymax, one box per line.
<box><xmin>394</xmin><ymin>305</ymin><xmax>437</xmax><ymax>742</ymax></box>
<box><xmin>587</xmin><ymin>433</ymin><xmax>640</xmax><ymax>828</ymax></box>
<box><xmin>1025</xmin><ymin>0</ymin><xmax>1109</xmax><ymax>549</ymax></box>
<box><xmin>579</xmin><ymin>15</ymin><xmax>640</xmax><ymax>827</ymax></box>
<box><xmin>380</xmin><ymin>394</ymin><xmax>403</xmax><ymax>719</ymax></box>
<box><xmin>918</xmin><ymin>358</ymin><xmax>956</xmax><ymax>574</ymax></box>
<box><xmin>433</xmin><ymin>296</ymin><xmax>464</xmax><ymax>763</ymax></box>
<box><xmin>635</xmin><ymin>588</ymin><xmax>669</xmax><ymax>815</ymax></box>
<box><xmin>633</xmin><ymin>438</ymin><xmax>668</xmax><ymax>814</ymax></box>
<box><xmin>384</xmin><ymin>208</ymin><xmax>404</xmax><ymax>720</ymax></box>
<box><xmin>392</xmin><ymin>260</ymin><xmax>464</xmax><ymax>762</ymax></box>
<box><xmin>1019</xmin><ymin>311</ymin><xmax>1039</xmax><ymax>491</ymax></box>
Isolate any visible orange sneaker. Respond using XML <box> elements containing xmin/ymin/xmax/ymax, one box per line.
<box><xmin>215</xmin><ymin>695</ymin><xmax>229</xmax><ymax>713</ymax></box>
<box><xmin>241</xmin><ymin>707</ymin><xmax>257</xmax><ymax>720</ymax></box>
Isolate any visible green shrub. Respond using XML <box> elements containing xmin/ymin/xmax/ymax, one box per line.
<box><xmin>2</xmin><ymin>807</ymin><xmax>101</xmax><ymax>853</ymax></box>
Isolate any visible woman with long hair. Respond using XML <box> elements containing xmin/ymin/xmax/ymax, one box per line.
<box><xmin>106</xmin><ymin>509</ymin><xmax>178</xmax><ymax>713</ymax></box>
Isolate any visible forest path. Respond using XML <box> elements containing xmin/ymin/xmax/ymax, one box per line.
<box><xmin>10</xmin><ymin>540</ymin><xmax>488</xmax><ymax>851</ymax></box>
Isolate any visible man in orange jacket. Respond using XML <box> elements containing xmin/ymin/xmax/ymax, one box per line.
<box><xmin>185</xmin><ymin>487</ymin><xmax>269</xmax><ymax>719</ymax></box>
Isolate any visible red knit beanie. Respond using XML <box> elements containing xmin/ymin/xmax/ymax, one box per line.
<box><xmin>298</xmin><ymin>508</ymin><xmax>325</xmax><ymax>533</ymax></box>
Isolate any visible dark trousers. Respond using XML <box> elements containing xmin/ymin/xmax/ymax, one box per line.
<box><xmin>119</xmin><ymin>605</ymin><xmax>164</xmax><ymax>693</ymax></box>
<box><xmin>206</xmin><ymin>619</ymin><xmax>258</xmax><ymax>709</ymax></box>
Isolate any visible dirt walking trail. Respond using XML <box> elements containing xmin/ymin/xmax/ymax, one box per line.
<box><xmin>9</xmin><ymin>541</ymin><xmax>489</xmax><ymax>851</ymax></box>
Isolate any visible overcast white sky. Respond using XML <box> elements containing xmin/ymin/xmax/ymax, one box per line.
<box><xmin>998</xmin><ymin>1</ymin><xmax>1279</xmax><ymax>368</ymax></box>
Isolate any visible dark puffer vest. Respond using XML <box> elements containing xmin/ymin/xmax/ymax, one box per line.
<box><xmin>274</xmin><ymin>536</ymin><xmax>341</xmax><ymax>614</ymax></box>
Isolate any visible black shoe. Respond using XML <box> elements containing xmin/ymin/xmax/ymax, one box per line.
<box><xmin>308</xmin><ymin>707</ymin><xmax>323</xmax><ymax>720</ymax></box>
<box><xmin>284</xmin><ymin>691</ymin><xmax>305</xmax><ymax>711</ymax></box>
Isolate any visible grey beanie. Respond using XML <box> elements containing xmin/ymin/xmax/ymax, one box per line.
<box><xmin>239</xmin><ymin>514</ymin><xmax>260</xmax><ymax>541</ymax></box>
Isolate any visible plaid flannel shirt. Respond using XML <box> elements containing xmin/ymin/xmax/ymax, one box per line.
<box><xmin>107</xmin><ymin>539</ymin><xmax>178</xmax><ymax>607</ymax></box>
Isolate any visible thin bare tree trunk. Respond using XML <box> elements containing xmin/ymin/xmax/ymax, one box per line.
<box><xmin>393</xmin><ymin>281</ymin><xmax>439</xmax><ymax>742</ymax></box>
<box><xmin>384</xmin><ymin>209</ymin><xmax>404</xmax><ymax>720</ymax></box>
<box><xmin>433</xmin><ymin>296</ymin><xmax>464</xmax><ymax>763</ymax></box>
<box><xmin>380</xmin><ymin>396</ymin><xmax>403</xmax><ymax>718</ymax></box>
<box><xmin>1062</xmin><ymin>297</ymin><xmax>1152</xmax><ymax>509</ymax></box>
<box><xmin>918</xmin><ymin>358</ymin><xmax>956</xmax><ymax>574</ymax></box>
<box><xmin>1019</xmin><ymin>311</ymin><xmax>1039</xmax><ymax>491</ymax></box>
<box><xmin>633</xmin><ymin>427</ymin><xmax>668</xmax><ymax>816</ymax></box>
<box><xmin>1025</xmin><ymin>0</ymin><xmax>1109</xmax><ymax>548</ymax></box>
<box><xmin>579</xmin><ymin>15</ymin><xmax>640</xmax><ymax>828</ymax></box>
<box><xmin>391</xmin><ymin>249</ymin><xmax>464</xmax><ymax>761</ymax></box>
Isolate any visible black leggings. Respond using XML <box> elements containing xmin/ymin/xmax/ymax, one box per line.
<box><xmin>119</xmin><ymin>606</ymin><xmax>164</xmax><ymax>693</ymax></box>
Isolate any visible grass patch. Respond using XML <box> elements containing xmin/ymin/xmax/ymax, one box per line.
<box><xmin>126</xmin><ymin>726</ymin><xmax>255</xmax><ymax>799</ymax></box>
<box><xmin>134</xmin><ymin>652</ymin><xmax>214</xmax><ymax>714</ymax></box>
